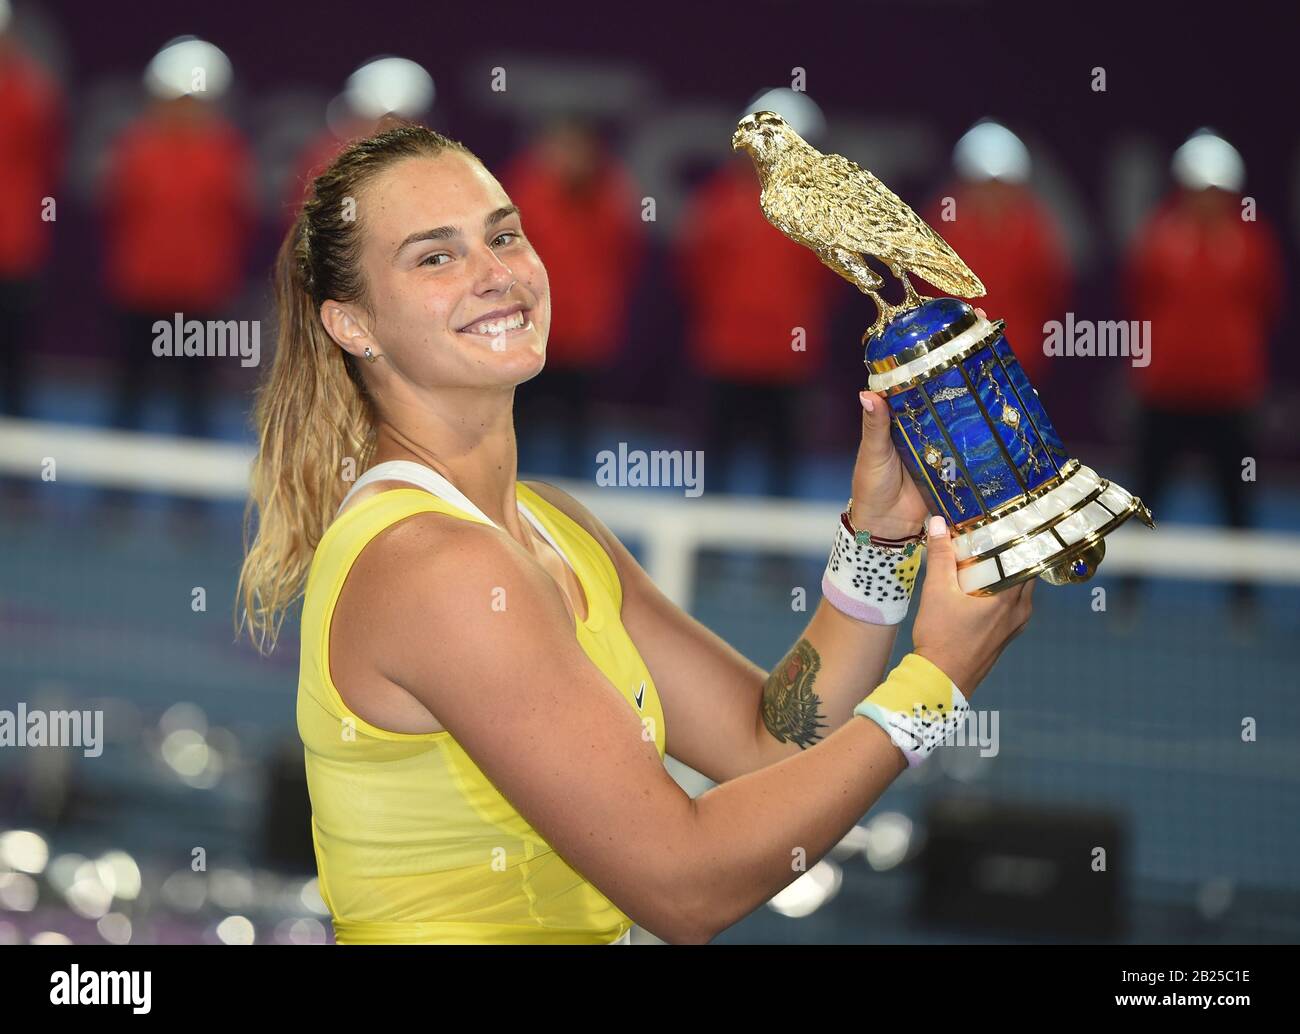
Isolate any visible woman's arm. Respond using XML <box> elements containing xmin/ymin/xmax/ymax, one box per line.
<box><xmin>357</xmin><ymin>506</ymin><xmax>1031</xmax><ymax>943</ymax></box>
<box><xmin>525</xmin><ymin>386</ymin><xmax>935</xmax><ymax>781</ymax></box>
<box><xmin>754</xmin><ymin>599</ymin><xmax>902</xmax><ymax>761</ymax></box>
<box><xmin>537</xmin><ymin>485</ymin><xmax>903</xmax><ymax>780</ymax></box>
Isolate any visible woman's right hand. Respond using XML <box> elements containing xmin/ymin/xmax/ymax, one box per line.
<box><xmin>911</xmin><ymin>515</ymin><xmax>1035</xmax><ymax>698</ymax></box>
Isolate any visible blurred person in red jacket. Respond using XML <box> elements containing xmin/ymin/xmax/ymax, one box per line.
<box><xmin>0</xmin><ymin>9</ymin><xmax>64</xmax><ymax>418</ymax></box>
<box><xmin>1122</xmin><ymin>129</ymin><xmax>1284</xmax><ymax>624</ymax></box>
<box><xmin>674</xmin><ymin>92</ymin><xmax>838</xmax><ymax>499</ymax></box>
<box><xmin>922</xmin><ymin>120</ymin><xmax>1071</xmax><ymax>386</ymax></box>
<box><xmin>499</xmin><ymin>114</ymin><xmax>646</xmax><ymax>478</ymax></box>
<box><xmin>100</xmin><ymin>39</ymin><xmax>255</xmax><ymax>444</ymax></box>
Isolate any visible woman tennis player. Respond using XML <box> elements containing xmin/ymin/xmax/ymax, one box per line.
<box><xmin>235</xmin><ymin>123</ymin><xmax>1033</xmax><ymax>945</ymax></box>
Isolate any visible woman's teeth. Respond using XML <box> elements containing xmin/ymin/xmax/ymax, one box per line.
<box><xmin>464</xmin><ymin>310</ymin><xmax>527</xmax><ymax>336</ymax></box>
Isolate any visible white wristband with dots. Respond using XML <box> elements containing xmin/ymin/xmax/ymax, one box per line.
<box><xmin>821</xmin><ymin>513</ymin><xmax>923</xmax><ymax>625</ymax></box>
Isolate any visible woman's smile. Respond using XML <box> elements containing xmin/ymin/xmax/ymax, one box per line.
<box><xmin>457</xmin><ymin>307</ymin><xmax>535</xmax><ymax>342</ymax></box>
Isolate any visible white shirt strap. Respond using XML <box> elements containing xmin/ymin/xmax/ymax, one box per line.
<box><xmin>333</xmin><ymin>460</ymin><xmax>576</xmax><ymax>574</ymax></box>
<box><xmin>335</xmin><ymin>460</ymin><xmax>494</xmax><ymax>523</ymax></box>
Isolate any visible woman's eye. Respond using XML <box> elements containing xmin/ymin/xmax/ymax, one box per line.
<box><xmin>420</xmin><ymin>234</ymin><xmax>517</xmax><ymax>266</ymax></box>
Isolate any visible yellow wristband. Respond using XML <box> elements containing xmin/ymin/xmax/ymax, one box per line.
<box><xmin>853</xmin><ymin>653</ymin><xmax>969</xmax><ymax>767</ymax></box>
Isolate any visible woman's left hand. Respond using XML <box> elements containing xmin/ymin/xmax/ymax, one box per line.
<box><xmin>850</xmin><ymin>305</ymin><xmax>985</xmax><ymax>539</ymax></box>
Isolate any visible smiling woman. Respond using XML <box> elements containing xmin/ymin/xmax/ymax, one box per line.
<box><xmin>233</xmin><ymin>122</ymin><xmax>1033</xmax><ymax>946</ymax></box>
<box><xmin>235</xmin><ymin>124</ymin><xmax>662</xmax><ymax>945</ymax></box>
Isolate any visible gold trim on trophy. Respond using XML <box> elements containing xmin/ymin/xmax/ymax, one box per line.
<box><xmin>865</xmin><ymin>307</ymin><xmax>980</xmax><ymax>372</ymax></box>
<box><xmin>954</xmin><ymin>458</ymin><xmax>1082</xmax><ymax>532</ymax></box>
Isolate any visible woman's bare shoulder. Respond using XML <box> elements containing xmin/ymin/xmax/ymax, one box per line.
<box><xmin>334</xmin><ymin>493</ymin><xmax>502</xmax><ymax>631</ymax></box>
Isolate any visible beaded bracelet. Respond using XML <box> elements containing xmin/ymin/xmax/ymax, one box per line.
<box><xmin>845</xmin><ymin>498</ymin><xmax>927</xmax><ymax>553</ymax></box>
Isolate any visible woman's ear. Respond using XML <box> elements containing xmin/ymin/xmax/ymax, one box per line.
<box><xmin>319</xmin><ymin>300</ymin><xmax>375</xmax><ymax>360</ymax></box>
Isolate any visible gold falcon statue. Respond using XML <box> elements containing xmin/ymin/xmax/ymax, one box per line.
<box><xmin>731</xmin><ymin>110</ymin><xmax>986</xmax><ymax>340</ymax></box>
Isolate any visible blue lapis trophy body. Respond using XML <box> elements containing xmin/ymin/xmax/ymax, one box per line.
<box><xmin>865</xmin><ymin>299</ymin><xmax>1154</xmax><ymax>595</ymax></box>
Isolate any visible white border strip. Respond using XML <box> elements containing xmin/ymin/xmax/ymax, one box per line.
<box><xmin>866</xmin><ymin>316</ymin><xmax>995</xmax><ymax>392</ymax></box>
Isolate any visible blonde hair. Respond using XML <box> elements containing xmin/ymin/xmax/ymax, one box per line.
<box><xmin>235</xmin><ymin>122</ymin><xmax>480</xmax><ymax>655</ymax></box>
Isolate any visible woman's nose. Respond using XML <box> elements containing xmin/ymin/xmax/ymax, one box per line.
<box><xmin>474</xmin><ymin>249</ymin><xmax>516</xmax><ymax>292</ymax></box>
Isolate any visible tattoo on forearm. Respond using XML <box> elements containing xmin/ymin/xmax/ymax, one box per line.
<box><xmin>760</xmin><ymin>638</ymin><xmax>828</xmax><ymax>749</ymax></box>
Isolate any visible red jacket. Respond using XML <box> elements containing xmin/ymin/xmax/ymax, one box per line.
<box><xmin>500</xmin><ymin>146</ymin><xmax>645</xmax><ymax>369</ymax></box>
<box><xmin>674</xmin><ymin>159</ymin><xmax>838</xmax><ymax>384</ymax></box>
<box><xmin>101</xmin><ymin>112</ymin><xmax>255</xmax><ymax>311</ymax></box>
<box><xmin>1124</xmin><ymin>193</ymin><xmax>1283</xmax><ymax>408</ymax></box>
<box><xmin>922</xmin><ymin>184</ymin><xmax>1071</xmax><ymax>385</ymax></box>
<box><xmin>0</xmin><ymin>48</ymin><xmax>64</xmax><ymax>279</ymax></box>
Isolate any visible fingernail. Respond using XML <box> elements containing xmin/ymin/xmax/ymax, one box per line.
<box><xmin>859</xmin><ymin>390</ymin><xmax>875</xmax><ymax>413</ymax></box>
<box><xmin>928</xmin><ymin>515</ymin><xmax>947</xmax><ymax>537</ymax></box>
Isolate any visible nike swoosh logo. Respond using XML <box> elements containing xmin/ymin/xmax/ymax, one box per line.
<box><xmin>635</xmin><ymin>680</ymin><xmax>645</xmax><ymax>709</ymax></box>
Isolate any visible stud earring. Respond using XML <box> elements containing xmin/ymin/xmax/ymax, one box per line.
<box><xmin>363</xmin><ymin>346</ymin><xmax>379</xmax><ymax>363</ymax></box>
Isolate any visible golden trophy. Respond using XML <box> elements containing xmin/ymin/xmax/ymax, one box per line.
<box><xmin>732</xmin><ymin>111</ymin><xmax>1155</xmax><ymax>594</ymax></box>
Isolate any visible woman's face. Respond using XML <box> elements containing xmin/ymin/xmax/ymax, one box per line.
<box><xmin>328</xmin><ymin>151</ymin><xmax>551</xmax><ymax>392</ymax></box>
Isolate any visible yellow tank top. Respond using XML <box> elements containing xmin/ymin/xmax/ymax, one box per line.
<box><xmin>297</xmin><ymin>480</ymin><xmax>667</xmax><ymax>944</ymax></box>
